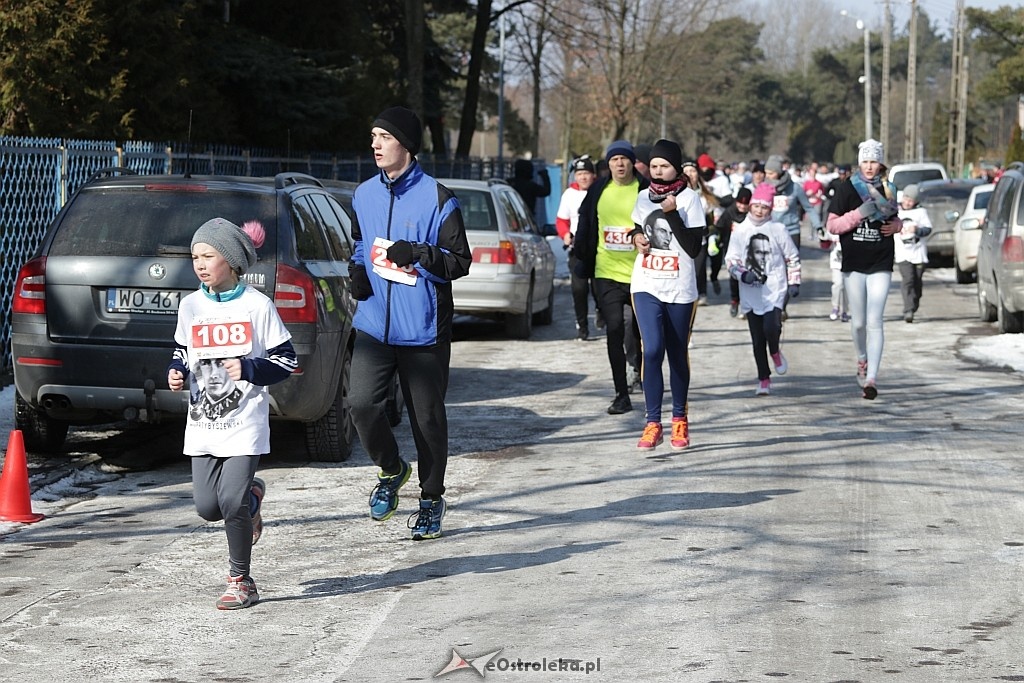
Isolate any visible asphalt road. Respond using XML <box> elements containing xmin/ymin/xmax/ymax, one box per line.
<box><xmin>2</xmin><ymin>246</ymin><xmax>1023</xmax><ymax>682</ymax></box>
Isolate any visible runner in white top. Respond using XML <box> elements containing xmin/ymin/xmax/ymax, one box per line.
<box><xmin>627</xmin><ymin>139</ymin><xmax>705</xmax><ymax>452</ymax></box>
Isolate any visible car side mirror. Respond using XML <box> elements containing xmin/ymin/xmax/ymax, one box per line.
<box><xmin>945</xmin><ymin>210</ymin><xmax>960</xmax><ymax>222</ymax></box>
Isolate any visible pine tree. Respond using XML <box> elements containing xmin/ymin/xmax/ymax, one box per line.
<box><xmin>1006</xmin><ymin>123</ymin><xmax>1024</xmax><ymax>166</ymax></box>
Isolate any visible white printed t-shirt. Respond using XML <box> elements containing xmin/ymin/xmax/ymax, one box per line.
<box><xmin>629</xmin><ymin>186</ymin><xmax>706</xmax><ymax>304</ymax></box>
<box><xmin>174</xmin><ymin>286</ymin><xmax>291</xmax><ymax>457</ymax></box>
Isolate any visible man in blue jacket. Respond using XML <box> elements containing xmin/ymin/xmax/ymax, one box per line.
<box><xmin>349</xmin><ymin>106</ymin><xmax>472</xmax><ymax>540</ymax></box>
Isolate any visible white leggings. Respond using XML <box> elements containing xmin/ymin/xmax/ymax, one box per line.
<box><xmin>843</xmin><ymin>270</ymin><xmax>891</xmax><ymax>382</ymax></box>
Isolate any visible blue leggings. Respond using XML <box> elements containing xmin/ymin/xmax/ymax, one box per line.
<box><xmin>632</xmin><ymin>291</ymin><xmax>695</xmax><ymax>424</ymax></box>
<box><xmin>843</xmin><ymin>270</ymin><xmax>891</xmax><ymax>382</ymax></box>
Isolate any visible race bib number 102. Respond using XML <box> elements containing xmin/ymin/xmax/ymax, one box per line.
<box><xmin>191</xmin><ymin>317</ymin><xmax>254</xmax><ymax>360</ymax></box>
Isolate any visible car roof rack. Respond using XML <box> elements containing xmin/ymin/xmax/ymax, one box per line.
<box><xmin>275</xmin><ymin>172</ymin><xmax>324</xmax><ymax>189</ymax></box>
<box><xmin>84</xmin><ymin>166</ymin><xmax>139</xmax><ymax>184</ymax></box>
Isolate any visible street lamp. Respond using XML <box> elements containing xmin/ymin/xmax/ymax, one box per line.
<box><xmin>841</xmin><ymin>10</ymin><xmax>873</xmax><ymax>140</ymax></box>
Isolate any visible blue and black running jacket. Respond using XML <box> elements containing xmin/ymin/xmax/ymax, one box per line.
<box><xmin>351</xmin><ymin>162</ymin><xmax>472</xmax><ymax>345</ymax></box>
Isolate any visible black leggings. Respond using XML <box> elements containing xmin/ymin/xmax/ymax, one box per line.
<box><xmin>746</xmin><ymin>308</ymin><xmax>783</xmax><ymax>381</ymax></box>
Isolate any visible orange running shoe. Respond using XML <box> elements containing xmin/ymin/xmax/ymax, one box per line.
<box><xmin>636</xmin><ymin>422</ymin><xmax>663</xmax><ymax>450</ymax></box>
<box><xmin>670</xmin><ymin>416</ymin><xmax>690</xmax><ymax>450</ymax></box>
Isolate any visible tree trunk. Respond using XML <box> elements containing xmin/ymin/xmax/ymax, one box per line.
<box><xmin>404</xmin><ymin>0</ymin><xmax>424</xmax><ymax>122</ymax></box>
<box><xmin>456</xmin><ymin>0</ymin><xmax>492</xmax><ymax>158</ymax></box>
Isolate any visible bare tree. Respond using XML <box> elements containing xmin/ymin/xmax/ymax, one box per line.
<box><xmin>455</xmin><ymin>0</ymin><xmax>534</xmax><ymax>158</ymax></box>
<box><xmin>573</xmin><ymin>0</ymin><xmax>725</xmax><ymax>144</ymax></box>
<box><xmin>508</xmin><ymin>0</ymin><xmax>557</xmax><ymax>157</ymax></box>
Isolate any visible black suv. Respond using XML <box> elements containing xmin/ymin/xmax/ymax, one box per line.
<box><xmin>11</xmin><ymin>169</ymin><xmax>399</xmax><ymax>461</ymax></box>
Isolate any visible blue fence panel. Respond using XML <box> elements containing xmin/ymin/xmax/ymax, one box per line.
<box><xmin>1</xmin><ymin>137</ymin><xmax>64</xmax><ymax>378</ymax></box>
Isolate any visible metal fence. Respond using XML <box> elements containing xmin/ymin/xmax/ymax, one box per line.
<box><xmin>0</xmin><ymin>135</ymin><xmax>520</xmax><ymax>380</ymax></box>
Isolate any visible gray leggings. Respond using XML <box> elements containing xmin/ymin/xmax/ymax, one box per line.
<box><xmin>192</xmin><ymin>455</ymin><xmax>260</xmax><ymax>578</ymax></box>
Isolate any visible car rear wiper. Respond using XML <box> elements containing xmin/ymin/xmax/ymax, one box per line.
<box><xmin>156</xmin><ymin>245</ymin><xmax>193</xmax><ymax>256</ymax></box>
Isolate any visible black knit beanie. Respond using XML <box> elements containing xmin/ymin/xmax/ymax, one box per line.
<box><xmin>649</xmin><ymin>139</ymin><xmax>684</xmax><ymax>174</ymax></box>
<box><xmin>372</xmin><ymin>106</ymin><xmax>422</xmax><ymax>156</ymax></box>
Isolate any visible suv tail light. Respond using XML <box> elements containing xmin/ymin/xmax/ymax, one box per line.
<box><xmin>473</xmin><ymin>240</ymin><xmax>516</xmax><ymax>265</ymax></box>
<box><xmin>1002</xmin><ymin>236</ymin><xmax>1024</xmax><ymax>264</ymax></box>
<box><xmin>12</xmin><ymin>257</ymin><xmax>47</xmax><ymax>315</ymax></box>
<box><xmin>274</xmin><ymin>264</ymin><xmax>318</xmax><ymax>324</ymax></box>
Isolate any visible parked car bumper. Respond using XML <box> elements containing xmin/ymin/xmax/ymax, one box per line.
<box><xmin>927</xmin><ymin>231</ymin><xmax>954</xmax><ymax>257</ymax></box>
<box><xmin>452</xmin><ymin>274</ymin><xmax>532</xmax><ymax>315</ymax></box>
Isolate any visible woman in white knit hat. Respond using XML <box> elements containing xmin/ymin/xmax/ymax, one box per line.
<box><xmin>825</xmin><ymin>139</ymin><xmax>903</xmax><ymax>400</ymax></box>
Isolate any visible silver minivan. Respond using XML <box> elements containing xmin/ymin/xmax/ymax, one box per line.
<box><xmin>976</xmin><ymin>163</ymin><xmax>1024</xmax><ymax>333</ymax></box>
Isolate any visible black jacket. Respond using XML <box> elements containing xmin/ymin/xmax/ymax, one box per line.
<box><xmin>572</xmin><ymin>173</ymin><xmax>651</xmax><ymax>279</ymax></box>
<box><xmin>510</xmin><ymin>160</ymin><xmax>552</xmax><ymax>214</ymax></box>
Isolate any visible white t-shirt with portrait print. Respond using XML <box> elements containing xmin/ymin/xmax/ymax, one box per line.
<box><xmin>629</xmin><ymin>187</ymin><xmax>706</xmax><ymax>304</ymax></box>
<box><xmin>173</xmin><ymin>286</ymin><xmax>291</xmax><ymax>458</ymax></box>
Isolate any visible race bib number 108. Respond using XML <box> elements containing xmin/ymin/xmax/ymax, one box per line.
<box><xmin>191</xmin><ymin>317</ymin><xmax>254</xmax><ymax>360</ymax></box>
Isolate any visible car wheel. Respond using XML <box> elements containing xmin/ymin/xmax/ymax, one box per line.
<box><xmin>534</xmin><ymin>279</ymin><xmax>555</xmax><ymax>326</ymax></box>
<box><xmin>385</xmin><ymin>369</ymin><xmax>404</xmax><ymax>428</ymax></box>
<box><xmin>978</xmin><ymin>281</ymin><xmax>997</xmax><ymax>322</ymax></box>
<box><xmin>304</xmin><ymin>349</ymin><xmax>354</xmax><ymax>462</ymax></box>
<box><xmin>14</xmin><ymin>393</ymin><xmax>69</xmax><ymax>453</ymax></box>
<box><xmin>997</xmin><ymin>283</ymin><xmax>1024</xmax><ymax>333</ymax></box>
<box><xmin>505</xmin><ymin>279</ymin><xmax>534</xmax><ymax>339</ymax></box>
<box><xmin>954</xmin><ymin>256</ymin><xmax>973</xmax><ymax>284</ymax></box>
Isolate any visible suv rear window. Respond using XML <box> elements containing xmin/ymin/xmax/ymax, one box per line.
<box><xmin>49</xmin><ymin>187</ymin><xmax>277</xmax><ymax>257</ymax></box>
<box><xmin>892</xmin><ymin>169</ymin><xmax>945</xmax><ymax>189</ymax></box>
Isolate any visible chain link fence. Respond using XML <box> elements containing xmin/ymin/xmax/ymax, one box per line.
<box><xmin>0</xmin><ymin>136</ymin><xmax>519</xmax><ymax>381</ymax></box>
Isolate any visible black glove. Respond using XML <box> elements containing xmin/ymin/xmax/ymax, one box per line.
<box><xmin>350</xmin><ymin>265</ymin><xmax>373</xmax><ymax>301</ymax></box>
<box><xmin>387</xmin><ymin>240</ymin><xmax>417</xmax><ymax>267</ymax></box>
<box><xmin>741</xmin><ymin>270</ymin><xmax>758</xmax><ymax>285</ymax></box>
<box><xmin>788</xmin><ymin>284</ymin><xmax>800</xmax><ymax>298</ymax></box>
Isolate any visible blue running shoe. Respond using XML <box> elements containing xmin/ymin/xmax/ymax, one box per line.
<box><xmin>369</xmin><ymin>459</ymin><xmax>411</xmax><ymax>521</ymax></box>
<box><xmin>408</xmin><ymin>497</ymin><xmax>446</xmax><ymax>540</ymax></box>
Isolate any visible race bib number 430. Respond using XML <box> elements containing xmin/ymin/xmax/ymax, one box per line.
<box><xmin>371</xmin><ymin>237</ymin><xmax>419</xmax><ymax>286</ymax></box>
<box><xmin>602</xmin><ymin>225</ymin><xmax>635</xmax><ymax>252</ymax></box>
<box><xmin>191</xmin><ymin>316</ymin><xmax>254</xmax><ymax>360</ymax></box>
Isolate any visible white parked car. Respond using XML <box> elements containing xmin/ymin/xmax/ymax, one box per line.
<box><xmin>953</xmin><ymin>182</ymin><xmax>995</xmax><ymax>283</ymax></box>
<box><xmin>443</xmin><ymin>178</ymin><xmax>556</xmax><ymax>339</ymax></box>
<box><xmin>888</xmin><ymin>162</ymin><xmax>949</xmax><ymax>202</ymax></box>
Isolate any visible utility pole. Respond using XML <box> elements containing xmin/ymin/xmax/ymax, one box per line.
<box><xmin>881</xmin><ymin>0</ymin><xmax>892</xmax><ymax>154</ymax></box>
<box><xmin>955</xmin><ymin>56</ymin><xmax>969</xmax><ymax>176</ymax></box>
<box><xmin>904</xmin><ymin>0</ymin><xmax>918</xmax><ymax>162</ymax></box>
<box><xmin>947</xmin><ymin>0</ymin><xmax>966</xmax><ymax>172</ymax></box>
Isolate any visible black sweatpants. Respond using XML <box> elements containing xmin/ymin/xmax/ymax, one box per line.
<box><xmin>594</xmin><ymin>278</ymin><xmax>640</xmax><ymax>397</ymax></box>
<box><xmin>568</xmin><ymin>252</ymin><xmax>592</xmax><ymax>331</ymax></box>
<box><xmin>349</xmin><ymin>331</ymin><xmax>451</xmax><ymax>498</ymax></box>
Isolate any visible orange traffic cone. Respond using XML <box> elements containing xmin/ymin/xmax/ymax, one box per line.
<box><xmin>0</xmin><ymin>430</ymin><xmax>44</xmax><ymax>523</ymax></box>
